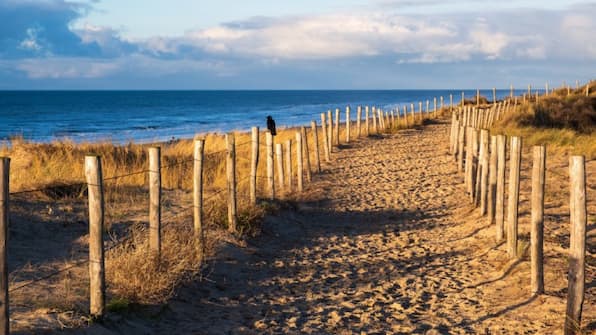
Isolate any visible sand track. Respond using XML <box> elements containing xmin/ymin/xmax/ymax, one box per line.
<box><xmin>78</xmin><ymin>121</ymin><xmax>594</xmax><ymax>334</ymax></box>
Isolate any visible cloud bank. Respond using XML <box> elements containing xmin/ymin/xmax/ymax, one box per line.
<box><xmin>0</xmin><ymin>0</ymin><xmax>594</xmax><ymax>88</ymax></box>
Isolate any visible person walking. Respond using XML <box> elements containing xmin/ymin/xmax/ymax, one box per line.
<box><xmin>266</xmin><ymin>115</ymin><xmax>277</xmax><ymax>136</ymax></box>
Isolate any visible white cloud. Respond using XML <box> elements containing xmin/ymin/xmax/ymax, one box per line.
<box><xmin>17</xmin><ymin>57</ymin><xmax>120</xmax><ymax>78</ymax></box>
<box><xmin>19</xmin><ymin>27</ymin><xmax>42</xmax><ymax>51</ymax></box>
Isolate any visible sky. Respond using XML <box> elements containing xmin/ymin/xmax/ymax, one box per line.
<box><xmin>0</xmin><ymin>0</ymin><xmax>594</xmax><ymax>89</ymax></box>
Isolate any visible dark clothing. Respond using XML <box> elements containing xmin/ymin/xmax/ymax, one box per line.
<box><xmin>267</xmin><ymin>117</ymin><xmax>277</xmax><ymax>136</ymax></box>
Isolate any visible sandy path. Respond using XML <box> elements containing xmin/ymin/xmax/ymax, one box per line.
<box><xmin>81</xmin><ymin>121</ymin><xmax>593</xmax><ymax>334</ymax></box>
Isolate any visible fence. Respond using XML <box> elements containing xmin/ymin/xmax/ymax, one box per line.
<box><xmin>0</xmin><ymin>81</ymin><xmax>592</xmax><ymax>333</ymax></box>
<box><xmin>447</xmin><ymin>84</ymin><xmax>591</xmax><ymax>334</ymax></box>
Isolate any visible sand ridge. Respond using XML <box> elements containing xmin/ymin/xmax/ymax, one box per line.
<box><xmin>75</xmin><ymin>121</ymin><xmax>594</xmax><ymax>334</ymax></box>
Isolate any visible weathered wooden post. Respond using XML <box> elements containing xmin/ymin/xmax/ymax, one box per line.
<box><xmin>334</xmin><ymin>108</ymin><xmax>340</xmax><ymax>146</ymax></box>
<box><xmin>507</xmin><ymin>136</ymin><xmax>522</xmax><ymax>258</ymax></box>
<box><xmin>266</xmin><ymin>131</ymin><xmax>275</xmax><ymax>200</ymax></box>
<box><xmin>476</xmin><ymin>89</ymin><xmax>480</xmax><ymax>106</ymax></box>
<box><xmin>0</xmin><ymin>157</ymin><xmax>9</xmax><ymax>334</ymax></box>
<box><xmin>418</xmin><ymin>102</ymin><xmax>423</xmax><ymax>121</ymax></box>
<box><xmin>275</xmin><ymin>143</ymin><xmax>284</xmax><ymax>192</ymax></box>
<box><xmin>327</xmin><ymin>110</ymin><xmax>333</xmax><ymax>152</ymax></box>
<box><xmin>461</xmin><ymin>91</ymin><xmax>465</xmax><ymax>107</ymax></box>
<box><xmin>250</xmin><ymin>127</ymin><xmax>259</xmax><ymax>205</ymax></box>
<box><xmin>450</xmin><ymin>113</ymin><xmax>458</xmax><ymax>154</ymax></box>
<box><xmin>346</xmin><ymin>106</ymin><xmax>351</xmax><ymax>143</ymax></box>
<box><xmin>450</xmin><ymin>94</ymin><xmax>453</xmax><ymax>111</ymax></box>
<box><xmin>372</xmin><ymin>106</ymin><xmax>377</xmax><ymax>134</ymax></box>
<box><xmin>295</xmin><ymin>132</ymin><xmax>303</xmax><ymax>192</ymax></box>
<box><xmin>457</xmin><ymin>126</ymin><xmax>465</xmax><ymax>172</ymax></box>
<box><xmin>226</xmin><ymin>133</ymin><xmax>237</xmax><ymax>232</ymax></box>
<box><xmin>285</xmin><ymin>140</ymin><xmax>292</xmax><ymax>192</ymax></box>
<box><xmin>564</xmin><ymin>156</ymin><xmax>587</xmax><ymax>334</ymax></box>
<box><xmin>440</xmin><ymin>96</ymin><xmax>444</xmax><ymax>116</ymax></box>
<box><xmin>365</xmin><ymin>106</ymin><xmax>370</xmax><ymax>136</ymax></box>
<box><xmin>426</xmin><ymin>100</ymin><xmax>430</xmax><ymax>117</ymax></box>
<box><xmin>479</xmin><ymin>129</ymin><xmax>490</xmax><ymax>215</ymax></box>
<box><xmin>301</xmin><ymin>126</ymin><xmax>312</xmax><ymax>182</ymax></box>
<box><xmin>545</xmin><ymin>82</ymin><xmax>549</xmax><ymax>96</ymax></box>
<box><xmin>465</xmin><ymin>127</ymin><xmax>474</xmax><ymax>193</ymax></box>
<box><xmin>85</xmin><ymin>155</ymin><xmax>105</xmax><ymax>320</ymax></box>
<box><xmin>586</xmin><ymin>82</ymin><xmax>590</xmax><ymax>97</ymax></box>
<box><xmin>410</xmin><ymin>103</ymin><xmax>415</xmax><ymax>124</ymax></box>
<box><xmin>487</xmin><ymin>136</ymin><xmax>497</xmax><ymax>225</ymax></box>
<box><xmin>148</xmin><ymin>147</ymin><xmax>161</xmax><ymax>256</ymax></box>
<box><xmin>434</xmin><ymin>97</ymin><xmax>437</xmax><ymax>116</ymax></box>
<box><xmin>320</xmin><ymin>114</ymin><xmax>330</xmax><ymax>162</ymax></box>
<box><xmin>531</xmin><ymin>145</ymin><xmax>546</xmax><ymax>295</ymax></box>
<box><xmin>311</xmin><ymin>121</ymin><xmax>321</xmax><ymax>173</ymax></box>
<box><xmin>193</xmin><ymin>139</ymin><xmax>205</xmax><ymax>258</ymax></box>
<box><xmin>403</xmin><ymin>105</ymin><xmax>409</xmax><ymax>128</ymax></box>
<box><xmin>357</xmin><ymin>106</ymin><xmax>362</xmax><ymax>138</ymax></box>
<box><xmin>510</xmin><ymin>84</ymin><xmax>514</xmax><ymax>99</ymax></box>
<box><xmin>493</xmin><ymin>87</ymin><xmax>497</xmax><ymax>103</ymax></box>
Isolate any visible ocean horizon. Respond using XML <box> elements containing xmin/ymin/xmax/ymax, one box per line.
<box><xmin>0</xmin><ymin>89</ymin><xmax>527</xmax><ymax>144</ymax></box>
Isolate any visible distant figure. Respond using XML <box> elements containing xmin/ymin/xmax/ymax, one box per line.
<box><xmin>266</xmin><ymin>115</ymin><xmax>277</xmax><ymax>136</ymax></box>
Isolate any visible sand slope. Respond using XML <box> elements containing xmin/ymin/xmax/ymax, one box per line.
<box><xmin>76</xmin><ymin>121</ymin><xmax>594</xmax><ymax>334</ymax></box>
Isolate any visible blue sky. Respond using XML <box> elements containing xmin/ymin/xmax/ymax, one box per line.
<box><xmin>0</xmin><ymin>0</ymin><xmax>594</xmax><ymax>89</ymax></box>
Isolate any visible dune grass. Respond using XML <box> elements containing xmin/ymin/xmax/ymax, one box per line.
<box><xmin>490</xmin><ymin>86</ymin><xmax>596</xmax><ymax>159</ymax></box>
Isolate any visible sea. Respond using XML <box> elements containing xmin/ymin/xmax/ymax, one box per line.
<box><xmin>0</xmin><ymin>90</ymin><xmax>524</xmax><ymax>144</ymax></box>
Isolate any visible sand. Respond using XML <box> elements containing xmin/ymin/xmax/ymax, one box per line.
<box><xmin>63</xmin><ymin>120</ymin><xmax>594</xmax><ymax>334</ymax></box>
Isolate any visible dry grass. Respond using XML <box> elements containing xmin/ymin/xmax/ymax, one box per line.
<box><xmin>492</xmin><ymin>84</ymin><xmax>596</xmax><ymax>159</ymax></box>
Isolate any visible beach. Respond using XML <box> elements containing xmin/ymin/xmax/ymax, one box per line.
<box><xmin>62</xmin><ymin>119</ymin><xmax>595</xmax><ymax>334</ymax></box>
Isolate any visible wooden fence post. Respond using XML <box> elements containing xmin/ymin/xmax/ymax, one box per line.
<box><xmin>450</xmin><ymin>94</ymin><xmax>453</xmax><ymax>111</ymax></box>
<box><xmin>507</xmin><ymin>136</ymin><xmax>522</xmax><ymax>259</ymax></box>
<box><xmin>461</xmin><ymin>91</ymin><xmax>465</xmax><ymax>107</ymax></box>
<box><xmin>0</xmin><ymin>158</ymin><xmax>9</xmax><ymax>334</ymax></box>
<box><xmin>296</xmin><ymin>132</ymin><xmax>303</xmax><ymax>192</ymax></box>
<box><xmin>285</xmin><ymin>140</ymin><xmax>293</xmax><ymax>192</ymax></box>
<box><xmin>457</xmin><ymin>126</ymin><xmax>465</xmax><ymax>172</ymax></box>
<box><xmin>226</xmin><ymin>133</ymin><xmax>237</xmax><ymax>233</ymax></box>
<box><xmin>372</xmin><ymin>106</ymin><xmax>377</xmax><ymax>134</ymax></box>
<box><xmin>426</xmin><ymin>100</ymin><xmax>430</xmax><ymax>117</ymax></box>
<box><xmin>327</xmin><ymin>110</ymin><xmax>333</xmax><ymax>153</ymax></box>
<box><xmin>334</xmin><ymin>108</ymin><xmax>340</xmax><ymax>146</ymax></box>
<box><xmin>450</xmin><ymin>114</ymin><xmax>458</xmax><ymax>154</ymax></box>
<box><xmin>410</xmin><ymin>103</ymin><xmax>415</xmax><ymax>125</ymax></box>
<box><xmin>357</xmin><ymin>106</ymin><xmax>362</xmax><ymax>138</ymax></box>
<box><xmin>487</xmin><ymin>136</ymin><xmax>497</xmax><ymax>225</ymax></box>
<box><xmin>311</xmin><ymin>121</ymin><xmax>321</xmax><ymax>173</ymax></box>
<box><xmin>193</xmin><ymin>139</ymin><xmax>205</xmax><ymax>259</ymax></box>
<box><xmin>531</xmin><ymin>145</ymin><xmax>546</xmax><ymax>295</ymax></box>
<box><xmin>346</xmin><ymin>106</ymin><xmax>351</xmax><ymax>143</ymax></box>
<box><xmin>301</xmin><ymin>126</ymin><xmax>312</xmax><ymax>182</ymax></box>
<box><xmin>266</xmin><ymin>131</ymin><xmax>275</xmax><ymax>200</ymax></box>
<box><xmin>465</xmin><ymin>127</ymin><xmax>474</xmax><ymax>193</ymax></box>
<box><xmin>250</xmin><ymin>127</ymin><xmax>259</xmax><ymax>205</ymax></box>
<box><xmin>148</xmin><ymin>147</ymin><xmax>161</xmax><ymax>256</ymax></box>
<box><xmin>564</xmin><ymin>156</ymin><xmax>587</xmax><ymax>334</ymax></box>
<box><xmin>440</xmin><ymin>96</ymin><xmax>444</xmax><ymax>116</ymax></box>
<box><xmin>477</xmin><ymin>89</ymin><xmax>480</xmax><ymax>106</ymax></box>
<box><xmin>434</xmin><ymin>97</ymin><xmax>437</xmax><ymax>116</ymax></box>
<box><xmin>275</xmin><ymin>143</ymin><xmax>284</xmax><ymax>192</ymax></box>
<box><xmin>85</xmin><ymin>155</ymin><xmax>105</xmax><ymax>319</ymax></box>
<box><xmin>496</xmin><ymin>134</ymin><xmax>507</xmax><ymax>242</ymax></box>
<box><xmin>479</xmin><ymin>129</ymin><xmax>490</xmax><ymax>214</ymax></box>
<box><xmin>320</xmin><ymin>114</ymin><xmax>330</xmax><ymax>162</ymax></box>
<box><xmin>365</xmin><ymin>106</ymin><xmax>370</xmax><ymax>136</ymax></box>
<box><xmin>418</xmin><ymin>102</ymin><xmax>423</xmax><ymax>121</ymax></box>
<box><xmin>493</xmin><ymin>87</ymin><xmax>497</xmax><ymax>103</ymax></box>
